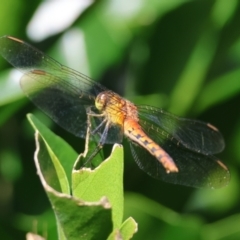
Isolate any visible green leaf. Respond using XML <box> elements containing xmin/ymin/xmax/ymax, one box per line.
<box><xmin>118</xmin><ymin>217</ymin><xmax>138</xmax><ymax>240</ymax></box>
<box><xmin>34</xmin><ymin>131</ymin><xmax>113</xmax><ymax>240</ymax></box>
<box><xmin>72</xmin><ymin>144</ymin><xmax>124</xmax><ymax>229</ymax></box>
<box><xmin>107</xmin><ymin>217</ymin><xmax>138</xmax><ymax>240</ymax></box>
<box><xmin>27</xmin><ymin>113</ymin><xmax>77</xmax><ymax>192</ymax></box>
<box><xmin>27</xmin><ymin>114</ymin><xmax>134</xmax><ymax>239</ymax></box>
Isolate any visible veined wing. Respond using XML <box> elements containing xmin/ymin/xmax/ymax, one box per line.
<box><xmin>137</xmin><ymin>105</ymin><xmax>225</xmax><ymax>155</ymax></box>
<box><xmin>131</xmin><ymin>107</ymin><xmax>229</xmax><ymax>188</ymax></box>
<box><xmin>0</xmin><ymin>36</ymin><xmax>123</xmax><ymax>143</ymax></box>
<box><xmin>131</xmin><ymin>105</ymin><xmax>229</xmax><ymax>187</ymax></box>
<box><xmin>20</xmin><ymin>71</ymin><xmax>96</xmax><ymax>139</ymax></box>
<box><xmin>20</xmin><ymin>72</ymin><xmax>123</xmax><ymax>143</ymax></box>
<box><xmin>0</xmin><ymin>36</ymin><xmax>106</xmax><ymax>97</ymax></box>
<box><xmin>129</xmin><ymin>140</ymin><xmax>230</xmax><ymax>188</ymax></box>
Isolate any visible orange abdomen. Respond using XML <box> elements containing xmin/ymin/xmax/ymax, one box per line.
<box><xmin>124</xmin><ymin>119</ymin><xmax>178</xmax><ymax>173</ymax></box>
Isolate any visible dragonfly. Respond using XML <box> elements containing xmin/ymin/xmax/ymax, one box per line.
<box><xmin>0</xmin><ymin>36</ymin><xmax>230</xmax><ymax>188</ymax></box>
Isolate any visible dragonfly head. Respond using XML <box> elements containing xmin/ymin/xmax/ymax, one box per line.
<box><xmin>95</xmin><ymin>92</ymin><xmax>107</xmax><ymax>111</ymax></box>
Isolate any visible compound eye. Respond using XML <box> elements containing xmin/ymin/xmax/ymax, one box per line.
<box><xmin>95</xmin><ymin>93</ymin><xmax>107</xmax><ymax>110</ymax></box>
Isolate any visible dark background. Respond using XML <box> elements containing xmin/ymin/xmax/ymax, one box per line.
<box><xmin>0</xmin><ymin>0</ymin><xmax>240</xmax><ymax>239</ymax></box>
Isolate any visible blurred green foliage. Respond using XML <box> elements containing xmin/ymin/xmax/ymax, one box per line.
<box><xmin>0</xmin><ymin>0</ymin><xmax>240</xmax><ymax>239</ymax></box>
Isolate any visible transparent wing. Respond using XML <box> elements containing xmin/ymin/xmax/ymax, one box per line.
<box><xmin>131</xmin><ymin>105</ymin><xmax>229</xmax><ymax>188</ymax></box>
<box><xmin>137</xmin><ymin>105</ymin><xmax>225</xmax><ymax>155</ymax></box>
<box><xmin>0</xmin><ymin>36</ymin><xmax>123</xmax><ymax>144</ymax></box>
<box><xmin>130</xmin><ymin>106</ymin><xmax>230</xmax><ymax>188</ymax></box>
<box><xmin>129</xmin><ymin>141</ymin><xmax>229</xmax><ymax>188</ymax></box>
<box><xmin>130</xmin><ymin>128</ymin><xmax>230</xmax><ymax>188</ymax></box>
<box><xmin>0</xmin><ymin>36</ymin><xmax>106</xmax><ymax>97</ymax></box>
<box><xmin>20</xmin><ymin>72</ymin><xmax>94</xmax><ymax>139</ymax></box>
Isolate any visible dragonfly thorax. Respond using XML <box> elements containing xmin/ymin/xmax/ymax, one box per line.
<box><xmin>95</xmin><ymin>91</ymin><xmax>127</xmax><ymax>126</ymax></box>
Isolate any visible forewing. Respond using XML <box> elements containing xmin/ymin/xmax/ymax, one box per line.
<box><xmin>21</xmin><ymin>72</ymin><xmax>95</xmax><ymax>138</ymax></box>
<box><xmin>137</xmin><ymin>105</ymin><xmax>225</xmax><ymax>154</ymax></box>
<box><xmin>0</xmin><ymin>36</ymin><xmax>122</xmax><ymax>144</ymax></box>
<box><xmin>0</xmin><ymin>36</ymin><xmax>106</xmax><ymax>96</ymax></box>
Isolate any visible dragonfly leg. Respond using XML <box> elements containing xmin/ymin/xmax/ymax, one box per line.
<box><xmin>82</xmin><ymin>108</ymin><xmax>93</xmax><ymax>158</ymax></box>
<box><xmin>83</xmin><ymin>121</ymin><xmax>110</xmax><ymax>167</ymax></box>
<box><xmin>83</xmin><ymin>107</ymin><xmax>106</xmax><ymax>157</ymax></box>
<box><xmin>91</xmin><ymin>118</ymin><xmax>107</xmax><ymax>135</ymax></box>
